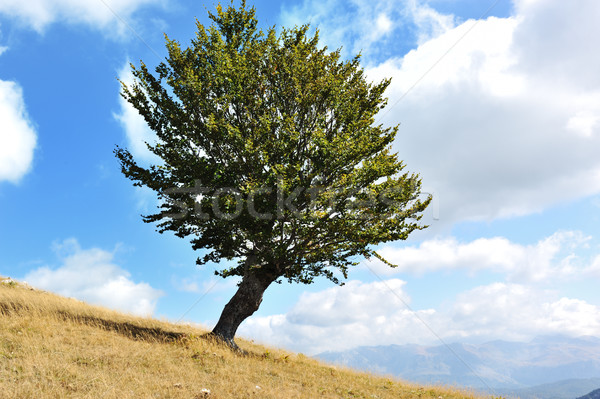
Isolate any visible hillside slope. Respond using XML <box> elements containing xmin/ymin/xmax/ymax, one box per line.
<box><xmin>0</xmin><ymin>277</ymin><xmax>482</xmax><ymax>398</ymax></box>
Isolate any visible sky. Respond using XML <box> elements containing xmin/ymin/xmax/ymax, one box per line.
<box><xmin>1</xmin><ymin>0</ymin><xmax>599</xmax><ymax>356</ymax></box>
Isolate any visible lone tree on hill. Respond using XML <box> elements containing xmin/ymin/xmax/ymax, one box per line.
<box><xmin>115</xmin><ymin>1</ymin><xmax>430</xmax><ymax>348</ymax></box>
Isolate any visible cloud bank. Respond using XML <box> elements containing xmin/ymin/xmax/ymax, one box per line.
<box><xmin>24</xmin><ymin>238</ymin><xmax>163</xmax><ymax>316</ymax></box>
<box><xmin>370</xmin><ymin>231</ymin><xmax>594</xmax><ymax>282</ymax></box>
<box><xmin>366</xmin><ymin>0</ymin><xmax>600</xmax><ymax>224</ymax></box>
<box><xmin>240</xmin><ymin>279</ymin><xmax>600</xmax><ymax>355</ymax></box>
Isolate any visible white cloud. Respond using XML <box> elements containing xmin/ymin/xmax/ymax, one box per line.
<box><xmin>0</xmin><ymin>0</ymin><xmax>163</xmax><ymax>33</ymax></box>
<box><xmin>240</xmin><ymin>279</ymin><xmax>430</xmax><ymax>354</ymax></box>
<box><xmin>240</xmin><ymin>280</ymin><xmax>600</xmax><ymax>355</ymax></box>
<box><xmin>0</xmin><ymin>79</ymin><xmax>37</xmax><ymax>184</ymax></box>
<box><xmin>24</xmin><ymin>238</ymin><xmax>163</xmax><ymax>316</ymax></box>
<box><xmin>279</xmin><ymin>0</ymin><xmax>454</xmax><ymax>60</ymax></box>
<box><xmin>450</xmin><ymin>283</ymin><xmax>600</xmax><ymax>341</ymax></box>
<box><xmin>368</xmin><ymin>231</ymin><xmax>590</xmax><ymax>282</ymax></box>
<box><xmin>406</xmin><ymin>0</ymin><xmax>454</xmax><ymax>44</ymax></box>
<box><xmin>375</xmin><ymin>13</ymin><xmax>392</xmax><ymax>35</ymax></box>
<box><xmin>512</xmin><ymin>0</ymin><xmax>600</xmax><ymax>91</ymax></box>
<box><xmin>364</xmin><ymin>0</ymin><xmax>600</xmax><ymax>224</ymax></box>
<box><xmin>114</xmin><ymin>61</ymin><xmax>159</xmax><ymax>163</ymax></box>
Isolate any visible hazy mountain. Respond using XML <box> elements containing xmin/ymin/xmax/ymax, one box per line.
<box><xmin>577</xmin><ymin>387</ymin><xmax>600</xmax><ymax>399</ymax></box>
<box><xmin>315</xmin><ymin>335</ymin><xmax>600</xmax><ymax>393</ymax></box>
<box><xmin>498</xmin><ymin>378</ymin><xmax>600</xmax><ymax>399</ymax></box>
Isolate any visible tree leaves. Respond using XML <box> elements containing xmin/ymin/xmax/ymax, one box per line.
<box><xmin>115</xmin><ymin>1</ymin><xmax>430</xmax><ymax>284</ymax></box>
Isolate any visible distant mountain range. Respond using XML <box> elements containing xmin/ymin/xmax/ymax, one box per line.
<box><xmin>499</xmin><ymin>378</ymin><xmax>600</xmax><ymax>399</ymax></box>
<box><xmin>315</xmin><ymin>335</ymin><xmax>600</xmax><ymax>398</ymax></box>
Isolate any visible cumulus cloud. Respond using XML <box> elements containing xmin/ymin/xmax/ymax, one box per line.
<box><xmin>114</xmin><ymin>61</ymin><xmax>159</xmax><ymax>163</ymax></box>
<box><xmin>24</xmin><ymin>238</ymin><xmax>163</xmax><ymax>316</ymax></box>
<box><xmin>0</xmin><ymin>77</ymin><xmax>37</xmax><ymax>184</ymax></box>
<box><xmin>367</xmin><ymin>231</ymin><xmax>591</xmax><ymax>282</ymax></box>
<box><xmin>240</xmin><ymin>280</ymin><xmax>600</xmax><ymax>355</ymax></box>
<box><xmin>512</xmin><ymin>0</ymin><xmax>600</xmax><ymax>91</ymax></box>
<box><xmin>364</xmin><ymin>0</ymin><xmax>600</xmax><ymax>224</ymax></box>
<box><xmin>450</xmin><ymin>283</ymin><xmax>600</xmax><ymax>341</ymax></box>
<box><xmin>239</xmin><ymin>279</ymin><xmax>430</xmax><ymax>354</ymax></box>
<box><xmin>0</xmin><ymin>0</ymin><xmax>163</xmax><ymax>33</ymax></box>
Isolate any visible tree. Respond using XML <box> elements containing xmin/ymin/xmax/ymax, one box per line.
<box><xmin>115</xmin><ymin>0</ymin><xmax>430</xmax><ymax>349</ymax></box>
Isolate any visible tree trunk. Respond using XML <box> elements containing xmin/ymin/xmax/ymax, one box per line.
<box><xmin>211</xmin><ymin>258</ymin><xmax>278</xmax><ymax>349</ymax></box>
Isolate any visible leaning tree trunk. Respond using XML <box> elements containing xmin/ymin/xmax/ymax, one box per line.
<box><xmin>211</xmin><ymin>259</ymin><xmax>278</xmax><ymax>349</ymax></box>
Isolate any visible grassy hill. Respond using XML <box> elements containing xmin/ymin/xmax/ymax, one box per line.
<box><xmin>0</xmin><ymin>277</ymin><xmax>484</xmax><ymax>398</ymax></box>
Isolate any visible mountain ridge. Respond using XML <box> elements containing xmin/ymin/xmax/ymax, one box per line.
<box><xmin>497</xmin><ymin>378</ymin><xmax>600</xmax><ymax>399</ymax></box>
<box><xmin>316</xmin><ymin>335</ymin><xmax>600</xmax><ymax>394</ymax></box>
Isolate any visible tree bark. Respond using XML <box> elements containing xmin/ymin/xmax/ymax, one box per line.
<box><xmin>211</xmin><ymin>257</ymin><xmax>278</xmax><ymax>349</ymax></box>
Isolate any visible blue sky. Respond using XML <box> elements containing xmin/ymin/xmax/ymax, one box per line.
<box><xmin>1</xmin><ymin>0</ymin><xmax>599</xmax><ymax>355</ymax></box>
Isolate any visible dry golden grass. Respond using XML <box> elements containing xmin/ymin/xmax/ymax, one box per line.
<box><xmin>0</xmin><ymin>277</ymin><xmax>485</xmax><ymax>398</ymax></box>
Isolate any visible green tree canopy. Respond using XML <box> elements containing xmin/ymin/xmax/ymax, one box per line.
<box><xmin>115</xmin><ymin>0</ymin><xmax>430</xmax><ymax>348</ymax></box>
